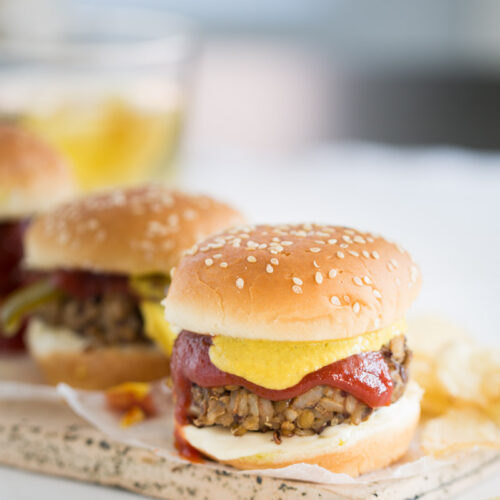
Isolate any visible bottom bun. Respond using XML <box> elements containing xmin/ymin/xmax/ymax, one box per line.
<box><xmin>27</xmin><ymin>319</ymin><xmax>169</xmax><ymax>390</ymax></box>
<box><xmin>180</xmin><ymin>381</ymin><xmax>422</xmax><ymax>477</ymax></box>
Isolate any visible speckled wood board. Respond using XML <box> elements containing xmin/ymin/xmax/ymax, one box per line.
<box><xmin>0</xmin><ymin>356</ymin><xmax>499</xmax><ymax>500</ymax></box>
<box><xmin>0</xmin><ymin>398</ymin><xmax>498</xmax><ymax>500</ymax></box>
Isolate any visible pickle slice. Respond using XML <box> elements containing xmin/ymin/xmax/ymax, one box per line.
<box><xmin>0</xmin><ymin>279</ymin><xmax>60</xmax><ymax>336</ymax></box>
<box><xmin>129</xmin><ymin>274</ymin><xmax>170</xmax><ymax>301</ymax></box>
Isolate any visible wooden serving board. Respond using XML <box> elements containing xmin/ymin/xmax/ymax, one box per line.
<box><xmin>0</xmin><ymin>396</ymin><xmax>499</xmax><ymax>500</ymax></box>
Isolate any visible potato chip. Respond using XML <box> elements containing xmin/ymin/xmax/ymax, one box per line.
<box><xmin>478</xmin><ymin>350</ymin><xmax>500</xmax><ymax>401</ymax></box>
<box><xmin>410</xmin><ymin>356</ymin><xmax>452</xmax><ymax>416</ymax></box>
<box><xmin>435</xmin><ymin>340</ymin><xmax>484</xmax><ymax>405</ymax></box>
<box><xmin>421</xmin><ymin>407</ymin><xmax>500</xmax><ymax>456</ymax></box>
<box><xmin>407</xmin><ymin>316</ymin><xmax>471</xmax><ymax>357</ymax></box>
<box><xmin>482</xmin><ymin>401</ymin><xmax>500</xmax><ymax>427</ymax></box>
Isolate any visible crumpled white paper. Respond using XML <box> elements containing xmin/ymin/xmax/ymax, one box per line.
<box><xmin>0</xmin><ymin>379</ymin><xmax>451</xmax><ymax>486</ymax></box>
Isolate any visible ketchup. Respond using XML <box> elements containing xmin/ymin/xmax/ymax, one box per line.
<box><xmin>0</xmin><ymin>220</ymin><xmax>29</xmax><ymax>352</ymax></box>
<box><xmin>174</xmin><ymin>426</ymin><xmax>204</xmax><ymax>463</ymax></box>
<box><xmin>51</xmin><ymin>270</ymin><xmax>132</xmax><ymax>299</ymax></box>
<box><xmin>170</xmin><ymin>330</ymin><xmax>394</xmax><ymax>457</ymax></box>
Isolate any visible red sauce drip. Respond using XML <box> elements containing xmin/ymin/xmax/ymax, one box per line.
<box><xmin>170</xmin><ymin>330</ymin><xmax>394</xmax><ymax>457</ymax></box>
<box><xmin>0</xmin><ymin>220</ymin><xmax>29</xmax><ymax>352</ymax></box>
<box><xmin>174</xmin><ymin>426</ymin><xmax>204</xmax><ymax>463</ymax></box>
<box><xmin>51</xmin><ymin>270</ymin><xmax>133</xmax><ymax>299</ymax></box>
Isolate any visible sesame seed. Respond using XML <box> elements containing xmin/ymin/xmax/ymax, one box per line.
<box><xmin>266</xmin><ymin>264</ymin><xmax>274</xmax><ymax>273</ymax></box>
<box><xmin>292</xmin><ymin>277</ymin><xmax>303</xmax><ymax>285</ymax></box>
<box><xmin>259</xmin><ymin>243</ymin><xmax>268</xmax><ymax>249</ymax></box>
<box><xmin>344</xmin><ymin>229</ymin><xmax>355</xmax><ymax>235</ymax></box>
<box><xmin>205</xmin><ymin>258</ymin><xmax>214</xmax><ymax>267</ymax></box>
<box><xmin>389</xmin><ymin>258</ymin><xmax>400</xmax><ymax>269</ymax></box>
<box><xmin>292</xmin><ymin>285</ymin><xmax>303</xmax><ymax>294</ymax></box>
<box><xmin>373</xmin><ymin>289</ymin><xmax>382</xmax><ymax>299</ymax></box>
<box><xmin>362</xmin><ymin>250</ymin><xmax>370</xmax><ymax>258</ymax></box>
<box><xmin>353</xmin><ymin>302</ymin><xmax>361</xmax><ymax>314</ymax></box>
<box><xmin>213</xmin><ymin>253</ymin><xmax>222</xmax><ymax>259</ymax></box>
<box><xmin>270</xmin><ymin>258</ymin><xmax>279</xmax><ymax>265</ymax></box>
<box><xmin>328</xmin><ymin>269</ymin><xmax>337</xmax><ymax>279</ymax></box>
<box><xmin>354</xmin><ymin>236</ymin><xmax>366</xmax><ymax>244</ymax></box>
<box><xmin>236</xmin><ymin>278</ymin><xmax>244</xmax><ymax>289</ymax></box>
<box><xmin>328</xmin><ymin>239</ymin><xmax>337</xmax><ymax>244</ymax></box>
<box><xmin>315</xmin><ymin>272</ymin><xmax>323</xmax><ymax>284</ymax></box>
<box><xmin>371</xmin><ymin>251</ymin><xmax>380</xmax><ymax>260</ymax></box>
<box><xmin>344</xmin><ymin>295</ymin><xmax>351</xmax><ymax>303</ymax></box>
<box><xmin>247</xmin><ymin>256</ymin><xmax>257</xmax><ymax>263</ymax></box>
<box><xmin>348</xmin><ymin>250</ymin><xmax>359</xmax><ymax>257</ymax></box>
<box><xmin>340</xmin><ymin>243</ymin><xmax>349</xmax><ymax>249</ymax></box>
<box><xmin>281</xmin><ymin>241</ymin><xmax>293</xmax><ymax>246</ymax></box>
<box><xmin>363</xmin><ymin>276</ymin><xmax>372</xmax><ymax>285</ymax></box>
<box><xmin>353</xmin><ymin>277</ymin><xmax>363</xmax><ymax>286</ymax></box>
<box><xmin>220</xmin><ymin>262</ymin><xmax>228</xmax><ymax>268</ymax></box>
<box><xmin>367</xmin><ymin>237</ymin><xmax>375</xmax><ymax>243</ymax></box>
<box><xmin>337</xmin><ymin>251</ymin><xmax>345</xmax><ymax>259</ymax></box>
<box><xmin>342</xmin><ymin>235</ymin><xmax>352</xmax><ymax>243</ymax></box>
<box><xmin>310</xmin><ymin>247</ymin><xmax>321</xmax><ymax>253</ymax></box>
<box><xmin>313</xmin><ymin>260</ymin><xmax>319</xmax><ymax>268</ymax></box>
<box><xmin>330</xmin><ymin>296</ymin><xmax>340</xmax><ymax>306</ymax></box>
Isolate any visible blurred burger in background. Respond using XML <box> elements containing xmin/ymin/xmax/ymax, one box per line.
<box><xmin>0</xmin><ymin>124</ymin><xmax>75</xmax><ymax>353</ymax></box>
<box><xmin>0</xmin><ymin>186</ymin><xmax>244</xmax><ymax>389</ymax></box>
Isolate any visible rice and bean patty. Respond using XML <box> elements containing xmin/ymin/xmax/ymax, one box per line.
<box><xmin>188</xmin><ymin>335</ymin><xmax>411</xmax><ymax>438</ymax></box>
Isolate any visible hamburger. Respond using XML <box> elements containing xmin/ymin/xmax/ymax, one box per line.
<box><xmin>0</xmin><ymin>125</ymin><xmax>75</xmax><ymax>353</ymax></box>
<box><xmin>1</xmin><ymin>186</ymin><xmax>244</xmax><ymax>388</ymax></box>
<box><xmin>163</xmin><ymin>224</ymin><xmax>422</xmax><ymax>475</ymax></box>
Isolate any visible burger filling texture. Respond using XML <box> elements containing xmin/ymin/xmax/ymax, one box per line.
<box><xmin>171</xmin><ymin>325</ymin><xmax>411</xmax><ymax>446</ymax></box>
<box><xmin>0</xmin><ymin>269</ymin><xmax>175</xmax><ymax>353</ymax></box>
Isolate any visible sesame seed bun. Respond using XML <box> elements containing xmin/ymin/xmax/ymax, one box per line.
<box><xmin>25</xmin><ymin>186</ymin><xmax>245</xmax><ymax>275</ymax></box>
<box><xmin>27</xmin><ymin>319</ymin><xmax>169</xmax><ymax>389</ymax></box>
<box><xmin>164</xmin><ymin>224</ymin><xmax>421</xmax><ymax>341</ymax></box>
<box><xmin>179</xmin><ymin>382</ymin><xmax>422</xmax><ymax>476</ymax></box>
<box><xmin>0</xmin><ymin>125</ymin><xmax>75</xmax><ymax>219</ymax></box>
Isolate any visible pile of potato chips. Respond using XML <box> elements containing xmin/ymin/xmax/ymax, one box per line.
<box><xmin>407</xmin><ymin>316</ymin><xmax>500</xmax><ymax>456</ymax></box>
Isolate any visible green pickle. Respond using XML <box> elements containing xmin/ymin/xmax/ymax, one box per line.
<box><xmin>0</xmin><ymin>279</ymin><xmax>60</xmax><ymax>336</ymax></box>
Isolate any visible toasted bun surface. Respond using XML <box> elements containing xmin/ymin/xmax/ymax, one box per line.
<box><xmin>25</xmin><ymin>186</ymin><xmax>244</xmax><ymax>275</ymax></box>
<box><xmin>0</xmin><ymin>125</ymin><xmax>75</xmax><ymax>219</ymax></box>
<box><xmin>180</xmin><ymin>382</ymin><xmax>422</xmax><ymax>476</ymax></box>
<box><xmin>27</xmin><ymin>319</ymin><xmax>169</xmax><ymax>389</ymax></box>
<box><xmin>164</xmin><ymin>224</ymin><xmax>421</xmax><ymax>341</ymax></box>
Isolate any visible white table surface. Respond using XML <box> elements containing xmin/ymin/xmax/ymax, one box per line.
<box><xmin>1</xmin><ymin>144</ymin><xmax>499</xmax><ymax>499</ymax></box>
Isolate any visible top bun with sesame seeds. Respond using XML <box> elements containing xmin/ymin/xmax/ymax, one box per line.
<box><xmin>0</xmin><ymin>124</ymin><xmax>75</xmax><ymax>219</ymax></box>
<box><xmin>164</xmin><ymin>224</ymin><xmax>421</xmax><ymax>341</ymax></box>
<box><xmin>24</xmin><ymin>186</ymin><xmax>245</xmax><ymax>275</ymax></box>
